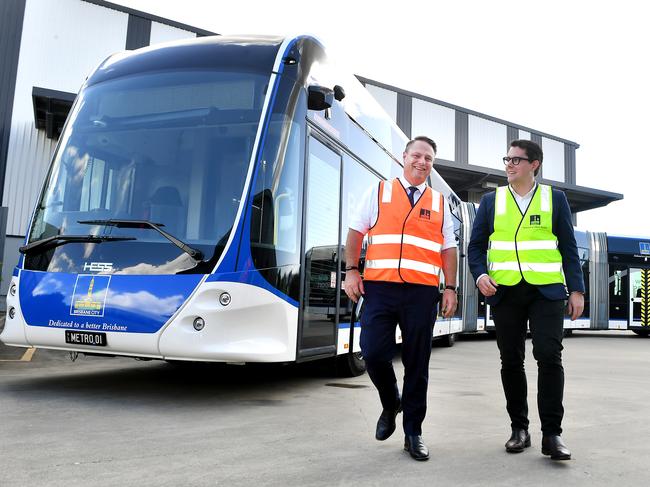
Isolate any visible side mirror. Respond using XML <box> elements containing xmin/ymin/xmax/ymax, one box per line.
<box><xmin>308</xmin><ymin>85</ymin><xmax>334</xmax><ymax>111</ymax></box>
<box><xmin>333</xmin><ymin>85</ymin><xmax>345</xmax><ymax>101</ymax></box>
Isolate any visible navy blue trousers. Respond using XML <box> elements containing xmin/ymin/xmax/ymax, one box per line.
<box><xmin>360</xmin><ymin>281</ymin><xmax>439</xmax><ymax>436</ymax></box>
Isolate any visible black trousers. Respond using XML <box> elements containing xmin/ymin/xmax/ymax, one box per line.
<box><xmin>360</xmin><ymin>281</ymin><xmax>439</xmax><ymax>436</ymax></box>
<box><xmin>491</xmin><ymin>281</ymin><xmax>566</xmax><ymax>435</ymax></box>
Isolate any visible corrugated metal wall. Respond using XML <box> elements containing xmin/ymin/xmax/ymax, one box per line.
<box><xmin>565</xmin><ymin>144</ymin><xmax>576</xmax><ymax>184</ymax></box>
<box><xmin>126</xmin><ymin>14</ymin><xmax>151</xmax><ymax>49</ymax></box>
<box><xmin>150</xmin><ymin>21</ymin><xmax>197</xmax><ymax>45</ymax></box>
<box><xmin>467</xmin><ymin>115</ymin><xmax>508</xmax><ymax>170</ymax></box>
<box><xmin>3</xmin><ymin>121</ymin><xmax>57</xmax><ymax>236</ymax></box>
<box><xmin>411</xmin><ymin>98</ymin><xmax>455</xmax><ymax>161</ymax></box>
<box><xmin>506</xmin><ymin>126</ymin><xmax>518</xmax><ymax>145</ymax></box>
<box><xmin>0</xmin><ymin>0</ymin><xmax>26</xmax><ymax>201</ymax></box>
<box><xmin>454</xmin><ymin>112</ymin><xmax>468</xmax><ymax>164</ymax></box>
<box><xmin>395</xmin><ymin>93</ymin><xmax>412</xmax><ymax>138</ymax></box>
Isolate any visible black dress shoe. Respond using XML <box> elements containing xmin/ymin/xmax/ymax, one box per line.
<box><xmin>404</xmin><ymin>435</ymin><xmax>429</xmax><ymax>461</ymax></box>
<box><xmin>505</xmin><ymin>428</ymin><xmax>531</xmax><ymax>453</ymax></box>
<box><xmin>541</xmin><ymin>435</ymin><xmax>571</xmax><ymax>460</ymax></box>
<box><xmin>375</xmin><ymin>401</ymin><xmax>402</xmax><ymax>441</ymax></box>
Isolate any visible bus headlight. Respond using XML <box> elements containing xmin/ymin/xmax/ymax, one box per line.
<box><xmin>8</xmin><ymin>307</ymin><xmax>16</xmax><ymax>319</ymax></box>
<box><xmin>219</xmin><ymin>292</ymin><xmax>231</xmax><ymax>306</ymax></box>
<box><xmin>9</xmin><ymin>283</ymin><xmax>16</xmax><ymax>296</ymax></box>
<box><xmin>193</xmin><ymin>317</ymin><xmax>205</xmax><ymax>331</ymax></box>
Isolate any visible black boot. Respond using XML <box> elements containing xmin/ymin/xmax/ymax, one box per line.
<box><xmin>404</xmin><ymin>435</ymin><xmax>429</xmax><ymax>461</ymax></box>
<box><xmin>541</xmin><ymin>435</ymin><xmax>571</xmax><ymax>460</ymax></box>
<box><xmin>505</xmin><ymin>428</ymin><xmax>531</xmax><ymax>453</ymax></box>
<box><xmin>375</xmin><ymin>401</ymin><xmax>402</xmax><ymax>441</ymax></box>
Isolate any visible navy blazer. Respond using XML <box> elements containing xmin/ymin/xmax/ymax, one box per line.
<box><xmin>467</xmin><ymin>186</ymin><xmax>585</xmax><ymax>305</ymax></box>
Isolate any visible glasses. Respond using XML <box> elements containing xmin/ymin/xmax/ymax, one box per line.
<box><xmin>502</xmin><ymin>156</ymin><xmax>530</xmax><ymax>165</ymax></box>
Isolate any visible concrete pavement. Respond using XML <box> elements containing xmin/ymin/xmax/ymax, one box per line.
<box><xmin>1</xmin><ymin>328</ymin><xmax>648</xmax><ymax>486</ymax></box>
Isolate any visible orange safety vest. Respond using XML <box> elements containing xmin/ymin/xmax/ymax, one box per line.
<box><xmin>364</xmin><ymin>178</ymin><xmax>444</xmax><ymax>286</ymax></box>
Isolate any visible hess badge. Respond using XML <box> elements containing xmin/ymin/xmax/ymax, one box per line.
<box><xmin>529</xmin><ymin>215</ymin><xmax>541</xmax><ymax>226</ymax></box>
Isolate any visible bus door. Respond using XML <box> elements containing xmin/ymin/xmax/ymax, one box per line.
<box><xmin>297</xmin><ymin>135</ymin><xmax>342</xmax><ymax>359</ymax></box>
<box><xmin>629</xmin><ymin>268</ymin><xmax>650</xmax><ymax>329</ymax></box>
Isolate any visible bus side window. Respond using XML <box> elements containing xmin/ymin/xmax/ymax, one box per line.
<box><xmin>249</xmin><ymin>119</ymin><xmax>303</xmax><ymax>269</ymax></box>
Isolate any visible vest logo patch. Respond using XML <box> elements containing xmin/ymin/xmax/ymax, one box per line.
<box><xmin>530</xmin><ymin>215</ymin><xmax>541</xmax><ymax>226</ymax></box>
<box><xmin>419</xmin><ymin>209</ymin><xmax>431</xmax><ymax>220</ymax></box>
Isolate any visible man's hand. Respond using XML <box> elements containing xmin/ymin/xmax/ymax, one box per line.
<box><xmin>567</xmin><ymin>291</ymin><xmax>584</xmax><ymax>321</ymax></box>
<box><xmin>477</xmin><ymin>275</ymin><xmax>499</xmax><ymax>297</ymax></box>
<box><xmin>441</xmin><ymin>289</ymin><xmax>458</xmax><ymax>318</ymax></box>
<box><xmin>343</xmin><ymin>269</ymin><xmax>364</xmax><ymax>303</ymax></box>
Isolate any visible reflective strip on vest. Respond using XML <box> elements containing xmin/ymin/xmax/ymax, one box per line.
<box><xmin>540</xmin><ymin>184</ymin><xmax>551</xmax><ymax>212</ymax></box>
<box><xmin>366</xmin><ymin>259</ymin><xmax>440</xmax><ymax>276</ymax></box>
<box><xmin>489</xmin><ymin>262</ymin><xmax>563</xmax><ymax>273</ymax></box>
<box><xmin>368</xmin><ymin>233</ymin><xmax>443</xmax><ymax>253</ymax></box>
<box><xmin>431</xmin><ymin>190</ymin><xmax>440</xmax><ymax>212</ymax></box>
<box><xmin>489</xmin><ymin>240</ymin><xmax>559</xmax><ymax>251</ymax></box>
<box><xmin>495</xmin><ymin>186</ymin><xmax>507</xmax><ymax>216</ymax></box>
<box><xmin>382</xmin><ymin>180</ymin><xmax>393</xmax><ymax>203</ymax></box>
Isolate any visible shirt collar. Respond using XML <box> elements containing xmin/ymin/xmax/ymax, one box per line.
<box><xmin>398</xmin><ymin>176</ymin><xmax>427</xmax><ymax>193</ymax></box>
<box><xmin>509</xmin><ymin>182</ymin><xmax>537</xmax><ymax>199</ymax></box>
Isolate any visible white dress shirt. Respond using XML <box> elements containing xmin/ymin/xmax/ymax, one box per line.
<box><xmin>510</xmin><ymin>182</ymin><xmax>538</xmax><ymax>214</ymax></box>
<box><xmin>348</xmin><ymin>176</ymin><xmax>457</xmax><ymax>250</ymax></box>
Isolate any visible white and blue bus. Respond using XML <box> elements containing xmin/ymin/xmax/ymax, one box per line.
<box><xmin>1</xmin><ymin>34</ymin><xmax>465</xmax><ymax>375</ymax></box>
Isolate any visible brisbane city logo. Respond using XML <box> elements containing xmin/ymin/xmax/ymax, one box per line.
<box><xmin>70</xmin><ymin>275</ymin><xmax>110</xmax><ymax>317</ymax></box>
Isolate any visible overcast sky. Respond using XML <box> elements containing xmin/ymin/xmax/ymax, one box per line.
<box><xmin>111</xmin><ymin>0</ymin><xmax>650</xmax><ymax>236</ymax></box>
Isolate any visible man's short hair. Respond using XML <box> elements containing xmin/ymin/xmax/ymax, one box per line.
<box><xmin>405</xmin><ymin>136</ymin><xmax>437</xmax><ymax>155</ymax></box>
<box><xmin>510</xmin><ymin>139</ymin><xmax>543</xmax><ymax>176</ymax></box>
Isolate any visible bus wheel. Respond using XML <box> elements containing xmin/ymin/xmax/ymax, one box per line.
<box><xmin>336</xmin><ymin>351</ymin><xmax>366</xmax><ymax>377</ymax></box>
<box><xmin>438</xmin><ymin>333</ymin><xmax>456</xmax><ymax>348</ymax></box>
<box><xmin>632</xmin><ymin>329</ymin><xmax>649</xmax><ymax>337</ymax></box>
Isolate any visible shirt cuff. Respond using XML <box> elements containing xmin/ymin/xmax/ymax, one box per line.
<box><xmin>476</xmin><ymin>273</ymin><xmax>488</xmax><ymax>286</ymax></box>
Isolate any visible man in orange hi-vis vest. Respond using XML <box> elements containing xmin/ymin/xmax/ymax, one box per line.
<box><xmin>343</xmin><ymin>136</ymin><xmax>458</xmax><ymax>461</ymax></box>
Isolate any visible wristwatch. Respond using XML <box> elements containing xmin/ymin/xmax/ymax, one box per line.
<box><xmin>345</xmin><ymin>266</ymin><xmax>359</xmax><ymax>271</ymax></box>
<box><xmin>444</xmin><ymin>285</ymin><xmax>457</xmax><ymax>292</ymax></box>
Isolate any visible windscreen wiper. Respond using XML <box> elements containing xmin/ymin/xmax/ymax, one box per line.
<box><xmin>78</xmin><ymin>219</ymin><xmax>204</xmax><ymax>261</ymax></box>
<box><xmin>19</xmin><ymin>235</ymin><xmax>135</xmax><ymax>255</ymax></box>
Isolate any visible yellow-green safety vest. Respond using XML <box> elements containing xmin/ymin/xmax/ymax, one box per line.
<box><xmin>487</xmin><ymin>184</ymin><xmax>565</xmax><ymax>286</ymax></box>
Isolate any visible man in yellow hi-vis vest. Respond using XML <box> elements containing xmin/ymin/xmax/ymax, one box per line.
<box><xmin>343</xmin><ymin>136</ymin><xmax>458</xmax><ymax>461</ymax></box>
<box><xmin>468</xmin><ymin>139</ymin><xmax>585</xmax><ymax>461</ymax></box>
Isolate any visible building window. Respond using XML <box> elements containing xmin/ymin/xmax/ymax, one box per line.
<box><xmin>541</xmin><ymin>137</ymin><xmax>565</xmax><ymax>182</ymax></box>
<box><xmin>468</xmin><ymin>115</ymin><xmax>507</xmax><ymax>170</ymax></box>
<box><xmin>411</xmin><ymin>99</ymin><xmax>455</xmax><ymax>161</ymax></box>
<box><xmin>365</xmin><ymin>84</ymin><xmax>397</xmax><ymax>121</ymax></box>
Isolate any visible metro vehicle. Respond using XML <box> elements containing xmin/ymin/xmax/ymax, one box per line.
<box><xmin>482</xmin><ymin>230</ymin><xmax>650</xmax><ymax>336</ymax></box>
<box><xmin>574</xmin><ymin>231</ymin><xmax>650</xmax><ymax>336</ymax></box>
<box><xmin>1</xmin><ymin>34</ymin><xmax>465</xmax><ymax>376</ymax></box>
